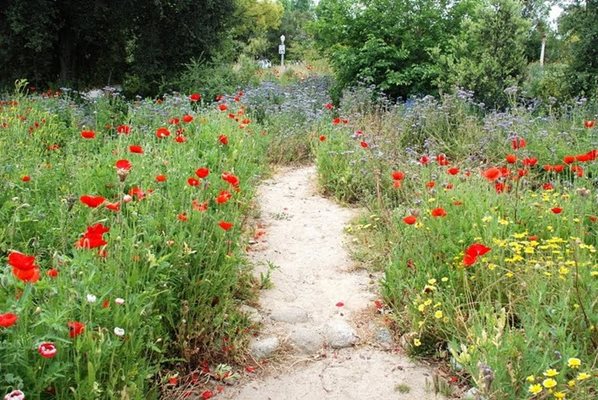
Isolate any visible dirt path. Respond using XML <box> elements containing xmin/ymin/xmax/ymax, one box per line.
<box><xmin>224</xmin><ymin>166</ymin><xmax>444</xmax><ymax>399</ymax></box>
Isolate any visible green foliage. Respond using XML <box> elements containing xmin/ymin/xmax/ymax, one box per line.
<box><xmin>313</xmin><ymin>0</ymin><xmax>460</xmax><ymax>100</ymax></box>
<box><xmin>0</xmin><ymin>90</ymin><xmax>270</xmax><ymax>398</ymax></box>
<box><xmin>314</xmin><ymin>96</ymin><xmax>598</xmax><ymax>398</ymax></box>
<box><xmin>0</xmin><ymin>0</ymin><xmax>235</xmax><ymax>94</ymax></box>
<box><xmin>559</xmin><ymin>0</ymin><xmax>598</xmax><ymax>97</ymax></box>
<box><xmin>439</xmin><ymin>0</ymin><xmax>530</xmax><ymax>109</ymax></box>
<box><xmin>522</xmin><ymin>62</ymin><xmax>571</xmax><ymax>107</ymax></box>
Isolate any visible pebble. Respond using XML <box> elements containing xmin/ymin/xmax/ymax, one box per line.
<box><xmin>324</xmin><ymin>319</ymin><xmax>358</xmax><ymax>348</ymax></box>
<box><xmin>289</xmin><ymin>327</ymin><xmax>324</xmax><ymax>354</ymax></box>
<box><xmin>249</xmin><ymin>336</ymin><xmax>280</xmax><ymax>360</ymax></box>
<box><xmin>269</xmin><ymin>306</ymin><xmax>309</xmax><ymax>323</ymax></box>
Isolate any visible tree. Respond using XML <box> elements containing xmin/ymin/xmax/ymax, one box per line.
<box><xmin>0</xmin><ymin>0</ymin><xmax>235</xmax><ymax>94</ymax></box>
<box><xmin>313</xmin><ymin>0</ymin><xmax>463</xmax><ymax>100</ymax></box>
<box><xmin>559</xmin><ymin>0</ymin><xmax>598</xmax><ymax>96</ymax></box>
<box><xmin>439</xmin><ymin>0</ymin><xmax>529</xmax><ymax>108</ymax></box>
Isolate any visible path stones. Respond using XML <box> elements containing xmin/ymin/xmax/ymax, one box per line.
<box><xmin>289</xmin><ymin>327</ymin><xmax>324</xmax><ymax>354</ymax></box>
<box><xmin>325</xmin><ymin>319</ymin><xmax>358</xmax><ymax>348</ymax></box>
<box><xmin>269</xmin><ymin>306</ymin><xmax>309</xmax><ymax>323</ymax></box>
<box><xmin>249</xmin><ymin>336</ymin><xmax>280</xmax><ymax>360</ymax></box>
<box><xmin>240</xmin><ymin>305</ymin><xmax>262</xmax><ymax>325</ymax></box>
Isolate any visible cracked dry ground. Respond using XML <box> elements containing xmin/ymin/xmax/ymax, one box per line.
<box><xmin>223</xmin><ymin>166</ymin><xmax>445</xmax><ymax>400</ymax></box>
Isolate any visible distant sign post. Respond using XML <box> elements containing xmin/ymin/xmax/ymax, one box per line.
<box><xmin>279</xmin><ymin>35</ymin><xmax>286</xmax><ymax>68</ymax></box>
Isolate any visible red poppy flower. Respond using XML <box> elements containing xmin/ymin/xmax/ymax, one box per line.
<box><xmin>543</xmin><ymin>182</ymin><xmax>554</xmax><ymax>190</ymax></box>
<box><xmin>505</xmin><ymin>154</ymin><xmax>517</xmax><ymax>164</ymax></box>
<box><xmin>483</xmin><ymin>168</ymin><xmax>501</xmax><ymax>181</ymax></box>
<box><xmin>426</xmin><ymin>181</ymin><xmax>435</xmax><ymax>188</ymax></box>
<box><xmin>219</xmin><ymin>135</ymin><xmax>229</xmax><ymax>145</ymax></box>
<box><xmin>319</xmin><ymin>135</ymin><xmax>326</xmax><ymax>142</ymax></box>
<box><xmin>403</xmin><ymin>215</ymin><xmax>417</xmax><ymax>225</ymax></box>
<box><xmin>522</xmin><ymin>157</ymin><xmax>537</xmax><ymax>167</ymax></box>
<box><xmin>589</xmin><ymin>215</ymin><xmax>598</xmax><ymax>223</ymax></box>
<box><xmin>201</xmin><ymin>390</ymin><xmax>214</xmax><ymax>400</ymax></box>
<box><xmin>419</xmin><ymin>155</ymin><xmax>430</xmax><ymax>165</ymax></box>
<box><xmin>563</xmin><ymin>155</ymin><xmax>575</xmax><ymax>164</ymax></box>
<box><xmin>436</xmin><ymin>154</ymin><xmax>449</xmax><ymax>166</ymax></box>
<box><xmin>177</xmin><ymin>213</ymin><xmax>188</xmax><ymax>222</ymax></box>
<box><xmin>81</xmin><ymin>130</ymin><xmax>95</xmax><ymax>139</ymax></box>
<box><xmin>575</xmin><ymin>153</ymin><xmax>591</xmax><ymax>162</ymax></box>
<box><xmin>129</xmin><ymin>145</ymin><xmax>143</xmax><ymax>154</ymax></box>
<box><xmin>463</xmin><ymin>243</ymin><xmax>491</xmax><ymax>267</ymax></box>
<box><xmin>105</xmin><ymin>202</ymin><xmax>121</xmax><ymax>212</ymax></box>
<box><xmin>393</xmin><ymin>180</ymin><xmax>402</xmax><ymax>188</ymax></box>
<box><xmin>80</xmin><ymin>195</ymin><xmax>106</xmax><ymax>208</ymax></box>
<box><xmin>431</xmin><ymin>208</ymin><xmax>447</xmax><ymax>217</ymax></box>
<box><xmin>187</xmin><ymin>178</ymin><xmax>200</xmax><ymax>187</ymax></box>
<box><xmin>584</xmin><ymin>120</ymin><xmax>595</xmax><ymax>128</ymax></box>
<box><xmin>218</xmin><ymin>221</ymin><xmax>233</xmax><ymax>231</ymax></box>
<box><xmin>47</xmin><ymin>268</ymin><xmax>59</xmax><ymax>278</ymax></box>
<box><xmin>182</xmin><ymin>114</ymin><xmax>193</xmax><ymax>123</ymax></box>
<box><xmin>585</xmin><ymin>149</ymin><xmax>597</xmax><ymax>160</ymax></box>
<box><xmin>38</xmin><ymin>342</ymin><xmax>57</xmax><ymax>358</ymax></box>
<box><xmin>360</xmin><ymin>141</ymin><xmax>368</xmax><ymax>148</ymax></box>
<box><xmin>571</xmin><ymin>165</ymin><xmax>584</xmax><ymax>177</ymax></box>
<box><xmin>129</xmin><ymin>186</ymin><xmax>146</xmax><ymax>200</ymax></box>
<box><xmin>68</xmin><ymin>321</ymin><xmax>85</xmax><ymax>338</ymax></box>
<box><xmin>551</xmin><ymin>207</ymin><xmax>562</xmax><ymax>214</ymax></box>
<box><xmin>155</xmin><ymin>174</ymin><xmax>167</xmax><ymax>182</ymax></box>
<box><xmin>169</xmin><ymin>117</ymin><xmax>180</xmax><ymax>125</ymax></box>
<box><xmin>195</xmin><ymin>167</ymin><xmax>210</xmax><ymax>178</ymax></box>
<box><xmin>8</xmin><ymin>251</ymin><xmax>37</xmax><ymax>270</ymax></box>
<box><xmin>453</xmin><ymin>200</ymin><xmax>463</xmax><ymax>206</ymax></box>
<box><xmin>222</xmin><ymin>172</ymin><xmax>240</xmax><ymax>187</ymax></box>
<box><xmin>495</xmin><ymin>182</ymin><xmax>507</xmax><ymax>193</ymax></box>
<box><xmin>447</xmin><ymin>167</ymin><xmax>459</xmax><ymax>175</ymax></box>
<box><xmin>12</xmin><ymin>266</ymin><xmax>40</xmax><ymax>282</ymax></box>
<box><xmin>189</xmin><ymin>93</ymin><xmax>201</xmax><ymax>102</ymax></box>
<box><xmin>116</xmin><ymin>124</ymin><xmax>131</xmax><ymax>134</ymax></box>
<box><xmin>218</xmin><ymin>104</ymin><xmax>228</xmax><ymax>111</ymax></box>
<box><xmin>192</xmin><ymin>200</ymin><xmax>208</xmax><ymax>212</ymax></box>
<box><xmin>511</xmin><ymin>137</ymin><xmax>526</xmax><ymax>150</ymax></box>
<box><xmin>216</xmin><ymin>190</ymin><xmax>232</xmax><ymax>204</ymax></box>
<box><xmin>391</xmin><ymin>171</ymin><xmax>404</xmax><ymax>180</ymax></box>
<box><xmin>553</xmin><ymin>164</ymin><xmax>564</xmax><ymax>173</ymax></box>
<box><xmin>0</xmin><ymin>312</ymin><xmax>18</xmax><ymax>328</ymax></box>
<box><xmin>156</xmin><ymin>127</ymin><xmax>171</xmax><ymax>138</ymax></box>
<box><xmin>115</xmin><ymin>159</ymin><xmax>131</xmax><ymax>171</ymax></box>
<box><xmin>332</xmin><ymin>117</ymin><xmax>341</xmax><ymax>125</ymax></box>
<box><xmin>324</xmin><ymin>103</ymin><xmax>334</xmax><ymax>110</ymax></box>
<box><xmin>21</xmin><ymin>175</ymin><xmax>30</xmax><ymax>182</ymax></box>
<box><xmin>175</xmin><ymin>135</ymin><xmax>187</xmax><ymax>143</ymax></box>
<box><xmin>76</xmin><ymin>223</ymin><xmax>109</xmax><ymax>249</ymax></box>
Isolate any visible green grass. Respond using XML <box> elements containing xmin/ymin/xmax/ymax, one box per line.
<box><xmin>314</xmin><ymin>97</ymin><xmax>598</xmax><ymax>399</ymax></box>
<box><xmin>0</xmin><ymin>91</ymin><xmax>270</xmax><ymax>399</ymax></box>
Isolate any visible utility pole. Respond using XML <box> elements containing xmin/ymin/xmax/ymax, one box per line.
<box><xmin>540</xmin><ymin>32</ymin><xmax>546</xmax><ymax>67</ymax></box>
<box><xmin>279</xmin><ymin>35</ymin><xmax>286</xmax><ymax>69</ymax></box>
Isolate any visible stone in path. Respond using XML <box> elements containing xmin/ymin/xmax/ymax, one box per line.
<box><xmin>225</xmin><ymin>166</ymin><xmax>444</xmax><ymax>400</ymax></box>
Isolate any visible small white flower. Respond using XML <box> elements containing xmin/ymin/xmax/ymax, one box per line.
<box><xmin>122</xmin><ymin>194</ymin><xmax>133</xmax><ymax>203</ymax></box>
<box><xmin>115</xmin><ymin>298</ymin><xmax>125</xmax><ymax>305</ymax></box>
<box><xmin>4</xmin><ymin>390</ymin><xmax>25</xmax><ymax>400</ymax></box>
<box><xmin>114</xmin><ymin>327</ymin><xmax>125</xmax><ymax>337</ymax></box>
<box><xmin>86</xmin><ymin>294</ymin><xmax>97</xmax><ymax>303</ymax></box>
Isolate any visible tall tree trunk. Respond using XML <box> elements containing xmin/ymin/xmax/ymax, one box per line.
<box><xmin>539</xmin><ymin>33</ymin><xmax>546</xmax><ymax>67</ymax></box>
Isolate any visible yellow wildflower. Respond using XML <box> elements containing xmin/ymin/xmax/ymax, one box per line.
<box><xmin>413</xmin><ymin>338</ymin><xmax>421</xmax><ymax>347</ymax></box>
<box><xmin>553</xmin><ymin>391</ymin><xmax>566</xmax><ymax>399</ymax></box>
<box><xmin>434</xmin><ymin>310</ymin><xmax>443</xmax><ymax>319</ymax></box>
<box><xmin>543</xmin><ymin>378</ymin><xmax>557</xmax><ymax>389</ymax></box>
<box><xmin>544</xmin><ymin>369</ymin><xmax>559</xmax><ymax>377</ymax></box>
<box><xmin>526</xmin><ymin>375</ymin><xmax>536</xmax><ymax>383</ymax></box>
<box><xmin>576</xmin><ymin>372</ymin><xmax>590</xmax><ymax>381</ymax></box>
<box><xmin>567</xmin><ymin>358</ymin><xmax>581</xmax><ymax>369</ymax></box>
<box><xmin>528</xmin><ymin>384</ymin><xmax>542</xmax><ymax>395</ymax></box>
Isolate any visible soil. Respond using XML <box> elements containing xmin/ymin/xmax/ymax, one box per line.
<box><xmin>222</xmin><ymin>166</ymin><xmax>445</xmax><ymax>400</ymax></box>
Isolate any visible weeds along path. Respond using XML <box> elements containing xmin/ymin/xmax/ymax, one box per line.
<box><xmin>224</xmin><ymin>166</ymin><xmax>443</xmax><ymax>399</ymax></box>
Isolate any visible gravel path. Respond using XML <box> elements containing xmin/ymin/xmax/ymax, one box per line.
<box><xmin>223</xmin><ymin>166</ymin><xmax>444</xmax><ymax>400</ymax></box>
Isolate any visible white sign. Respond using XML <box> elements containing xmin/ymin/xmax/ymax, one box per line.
<box><xmin>279</xmin><ymin>45</ymin><xmax>286</xmax><ymax>55</ymax></box>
